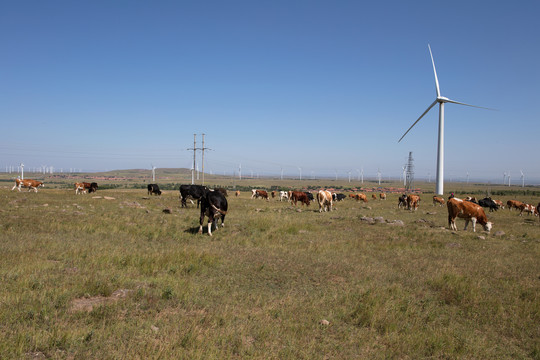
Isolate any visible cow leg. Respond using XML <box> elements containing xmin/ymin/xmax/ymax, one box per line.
<box><xmin>199</xmin><ymin>210</ymin><xmax>205</xmax><ymax>234</ymax></box>
<box><xmin>463</xmin><ymin>219</ymin><xmax>470</xmax><ymax>231</ymax></box>
<box><xmin>207</xmin><ymin>213</ymin><xmax>214</xmax><ymax>236</ymax></box>
<box><xmin>471</xmin><ymin>218</ymin><xmax>477</xmax><ymax>232</ymax></box>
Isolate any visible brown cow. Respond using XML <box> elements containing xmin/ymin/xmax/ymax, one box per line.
<box><xmin>372</xmin><ymin>194</ymin><xmax>377</xmax><ymax>200</ymax></box>
<box><xmin>12</xmin><ymin>179</ymin><xmax>44</xmax><ymax>192</ymax></box>
<box><xmin>447</xmin><ymin>197</ymin><xmax>492</xmax><ymax>232</ymax></box>
<box><xmin>355</xmin><ymin>193</ymin><xmax>368</xmax><ymax>203</ymax></box>
<box><xmin>379</xmin><ymin>193</ymin><xmax>386</xmax><ymax>200</ymax></box>
<box><xmin>74</xmin><ymin>182</ymin><xmax>87</xmax><ymax>194</ymax></box>
<box><xmin>235</xmin><ymin>190</ymin><xmax>240</xmax><ymax>197</ymax></box>
<box><xmin>433</xmin><ymin>196</ymin><xmax>445</xmax><ymax>206</ymax></box>
<box><xmin>251</xmin><ymin>189</ymin><xmax>268</xmax><ymax>200</ymax></box>
<box><xmin>317</xmin><ymin>190</ymin><xmax>333</xmax><ymax>212</ymax></box>
<box><xmin>407</xmin><ymin>194</ymin><xmax>420</xmax><ymax>211</ymax></box>
<box><xmin>506</xmin><ymin>200</ymin><xmax>523</xmax><ymax>211</ymax></box>
<box><xmin>518</xmin><ymin>203</ymin><xmax>538</xmax><ymax>216</ymax></box>
<box><xmin>290</xmin><ymin>191</ymin><xmax>310</xmax><ymax>206</ymax></box>
<box><xmin>492</xmin><ymin>199</ymin><xmax>504</xmax><ymax>209</ymax></box>
<box><xmin>271</xmin><ymin>191</ymin><xmax>276</xmax><ymax>199</ymax></box>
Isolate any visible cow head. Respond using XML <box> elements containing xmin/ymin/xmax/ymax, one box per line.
<box><xmin>484</xmin><ymin>222</ymin><xmax>493</xmax><ymax>232</ymax></box>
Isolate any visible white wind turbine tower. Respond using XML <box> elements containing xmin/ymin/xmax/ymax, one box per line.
<box><xmin>377</xmin><ymin>169</ymin><xmax>381</xmax><ymax>185</ymax></box>
<box><xmin>520</xmin><ymin>170</ymin><xmax>524</xmax><ymax>187</ymax></box>
<box><xmin>20</xmin><ymin>163</ymin><xmax>24</xmax><ymax>180</ymax></box>
<box><xmin>399</xmin><ymin>45</ymin><xmax>493</xmax><ymax>195</ymax></box>
<box><xmin>151</xmin><ymin>164</ymin><xmax>156</xmax><ymax>182</ymax></box>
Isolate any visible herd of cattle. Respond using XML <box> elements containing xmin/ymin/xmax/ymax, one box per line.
<box><xmin>9</xmin><ymin>178</ymin><xmax>540</xmax><ymax>235</ymax></box>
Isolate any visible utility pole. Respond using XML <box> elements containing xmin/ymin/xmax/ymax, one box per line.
<box><xmin>200</xmin><ymin>133</ymin><xmax>211</xmax><ymax>185</ymax></box>
<box><xmin>187</xmin><ymin>134</ymin><xmax>198</xmax><ymax>185</ymax></box>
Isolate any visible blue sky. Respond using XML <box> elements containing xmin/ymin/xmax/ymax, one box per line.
<box><xmin>1</xmin><ymin>1</ymin><xmax>539</xmax><ymax>183</ymax></box>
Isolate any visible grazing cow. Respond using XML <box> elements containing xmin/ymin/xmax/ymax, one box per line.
<box><xmin>199</xmin><ymin>190</ymin><xmax>228</xmax><ymax>236</ymax></box>
<box><xmin>372</xmin><ymin>194</ymin><xmax>377</xmax><ymax>200</ymax></box>
<box><xmin>464</xmin><ymin>196</ymin><xmax>478</xmax><ymax>204</ymax></box>
<box><xmin>74</xmin><ymin>182</ymin><xmax>87</xmax><ymax>194</ymax></box>
<box><xmin>507</xmin><ymin>200</ymin><xmax>523</xmax><ymax>211</ymax></box>
<box><xmin>235</xmin><ymin>190</ymin><xmax>240</xmax><ymax>197</ymax></box>
<box><xmin>493</xmin><ymin>199</ymin><xmax>504</xmax><ymax>209</ymax></box>
<box><xmin>251</xmin><ymin>189</ymin><xmax>268</xmax><ymax>199</ymax></box>
<box><xmin>433</xmin><ymin>196</ymin><xmax>445</xmax><ymax>206</ymax></box>
<box><xmin>304</xmin><ymin>191</ymin><xmax>314</xmax><ymax>201</ymax></box>
<box><xmin>279</xmin><ymin>191</ymin><xmax>289</xmax><ymax>201</ymax></box>
<box><xmin>407</xmin><ymin>194</ymin><xmax>420</xmax><ymax>211</ymax></box>
<box><xmin>179</xmin><ymin>184</ymin><xmax>209</xmax><ymax>208</ymax></box>
<box><xmin>398</xmin><ymin>194</ymin><xmax>408</xmax><ymax>209</ymax></box>
<box><xmin>349</xmin><ymin>194</ymin><xmax>356</xmax><ymax>199</ymax></box>
<box><xmin>147</xmin><ymin>184</ymin><xmax>162</xmax><ymax>196</ymax></box>
<box><xmin>518</xmin><ymin>203</ymin><xmax>538</xmax><ymax>216</ymax></box>
<box><xmin>379</xmin><ymin>193</ymin><xmax>386</xmax><ymax>200</ymax></box>
<box><xmin>355</xmin><ymin>193</ymin><xmax>368</xmax><ymax>203</ymax></box>
<box><xmin>333</xmin><ymin>193</ymin><xmax>346</xmax><ymax>202</ymax></box>
<box><xmin>317</xmin><ymin>190</ymin><xmax>333</xmax><ymax>212</ymax></box>
<box><xmin>537</xmin><ymin>203</ymin><xmax>540</xmax><ymax>219</ymax></box>
<box><xmin>290</xmin><ymin>191</ymin><xmax>310</xmax><ymax>206</ymax></box>
<box><xmin>256</xmin><ymin>190</ymin><xmax>269</xmax><ymax>200</ymax></box>
<box><xmin>271</xmin><ymin>191</ymin><xmax>276</xmax><ymax>199</ymax></box>
<box><xmin>447</xmin><ymin>197</ymin><xmax>492</xmax><ymax>232</ymax></box>
<box><xmin>12</xmin><ymin>179</ymin><xmax>44</xmax><ymax>192</ymax></box>
<box><xmin>478</xmin><ymin>197</ymin><xmax>499</xmax><ymax>212</ymax></box>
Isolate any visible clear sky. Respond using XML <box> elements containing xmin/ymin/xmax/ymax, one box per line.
<box><xmin>1</xmin><ymin>1</ymin><xmax>539</xmax><ymax>183</ymax></box>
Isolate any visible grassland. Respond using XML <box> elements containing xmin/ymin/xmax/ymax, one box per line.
<box><xmin>0</xmin><ymin>176</ymin><xmax>539</xmax><ymax>359</ymax></box>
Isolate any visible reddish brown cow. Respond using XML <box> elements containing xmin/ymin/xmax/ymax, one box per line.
<box><xmin>433</xmin><ymin>196</ymin><xmax>445</xmax><ymax>206</ymax></box>
<box><xmin>407</xmin><ymin>194</ymin><xmax>420</xmax><ymax>211</ymax></box>
<box><xmin>506</xmin><ymin>200</ymin><xmax>523</xmax><ymax>211</ymax></box>
<box><xmin>256</xmin><ymin>190</ymin><xmax>268</xmax><ymax>200</ymax></box>
<box><xmin>447</xmin><ymin>197</ymin><xmax>492</xmax><ymax>232</ymax></box>
<box><xmin>355</xmin><ymin>193</ymin><xmax>368</xmax><ymax>203</ymax></box>
<box><xmin>290</xmin><ymin>191</ymin><xmax>310</xmax><ymax>206</ymax></box>
<box><xmin>379</xmin><ymin>193</ymin><xmax>386</xmax><ymax>200</ymax></box>
<box><xmin>372</xmin><ymin>194</ymin><xmax>377</xmax><ymax>200</ymax></box>
<box><xmin>492</xmin><ymin>199</ymin><xmax>504</xmax><ymax>209</ymax></box>
<box><xmin>518</xmin><ymin>203</ymin><xmax>538</xmax><ymax>216</ymax></box>
<box><xmin>235</xmin><ymin>190</ymin><xmax>240</xmax><ymax>197</ymax></box>
<box><xmin>12</xmin><ymin>179</ymin><xmax>44</xmax><ymax>192</ymax></box>
<box><xmin>271</xmin><ymin>191</ymin><xmax>276</xmax><ymax>199</ymax></box>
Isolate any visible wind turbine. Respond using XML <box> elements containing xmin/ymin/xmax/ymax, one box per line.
<box><xmin>151</xmin><ymin>164</ymin><xmax>156</xmax><ymax>182</ymax></box>
<box><xmin>520</xmin><ymin>170</ymin><xmax>524</xmax><ymax>187</ymax></box>
<box><xmin>20</xmin><ymin>163</ymin><xmax>24</xmax><ymax>180</ymax></box>
<box><xmin>503</xmin><ymin>172</ymin><xmax>507</xmax><ymax>185</ymax></box>
<box><xmin>398</xmin><ymin>45</ymin><xmax>493</xmax><ymax>195</ymax></box>
<box><xmin>377</xmin><ymin>168</ymin><xmax>381</xmax><ymax>185</ymax></box>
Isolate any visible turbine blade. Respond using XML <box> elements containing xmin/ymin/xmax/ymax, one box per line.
<box><xmin>444</xmin><ymin>98</ymin><xmax>497</xmax><ymax>111</ymax></box>
<box><xmin>428</xmin><ymin>44</ymin><xmax>441</xmax><ymax>98</ymax></box>
<box><xmin>398</xmin><ymin>100</ymin><xmax>438</xmax><ymax>142</ymax></box>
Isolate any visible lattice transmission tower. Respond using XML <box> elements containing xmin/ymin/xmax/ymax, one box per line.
<box><xmin>405</xmin><ymin>152</ymin><xmax>415</xmax><ymax>192</ymax></box>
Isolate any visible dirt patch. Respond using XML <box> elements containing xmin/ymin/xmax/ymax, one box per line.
<box><xmin>70</xmin><ymin>289</ymin><xmax>132</xmax><ymax>312</ymax></box>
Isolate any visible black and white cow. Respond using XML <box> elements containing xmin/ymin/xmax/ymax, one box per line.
<box><xmin>332</xmin><ymin>193</ymin><xmax>346</xmax><ymax>202</ymax></box>
<box><xmin>147</xmin><ymin>184</ymin><xmax>162</xmax><ymax>196</ymax></box>
<box><xmin>398</xmin><ymin>194</ymin><xmax>407</xmax><ymax>209</ymax></box>
<box><xmin>478</xmin><ymin>197</ymin><xmax>499</xmax><ymax>212</ymax></box>
<box><xmin>179</xmin><ymin>184</ymin><xmax>208</xmax><ymax>208</ymax></box>
<box><xmin>199</xmin><ymin>190</ymin><xmax>228</xmax><ymax>236</ymax></box>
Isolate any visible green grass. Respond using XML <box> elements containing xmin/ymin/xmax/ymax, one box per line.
<box><xmin>0</xmin><ymin>185</ymin><xmax>539</xmax><ymax>359</ymax></box>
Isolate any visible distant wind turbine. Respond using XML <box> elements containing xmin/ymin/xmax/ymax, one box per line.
<box><xmin>520</xmin><ymin>170</ymin><xmax>524</xmax><ymax>187</ymax></box>
<box><xmin>20</xmin><ymin>163</ymin><xmax>24</xmax><ymax>180</ymax></box>
<box><xmin>398</xmin><ymin>45</ymin><xmax>494</xmax><ymax>195</ymax></box>
<box><xmin>151</xmin><ymin>164</ymin><xmax>156</xmax><ymax>182</ymax></box>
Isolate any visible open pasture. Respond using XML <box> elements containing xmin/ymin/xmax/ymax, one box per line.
<box><xmin>1</xmin><ymin>185</ymin><xmax>539</xmax><ymax>359</ymax></box>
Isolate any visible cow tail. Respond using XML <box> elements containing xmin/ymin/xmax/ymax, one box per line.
<box><xmin>211</xmin><ymin>203</ymin><xmax>227</xmax><ymax>215</ymax></box>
